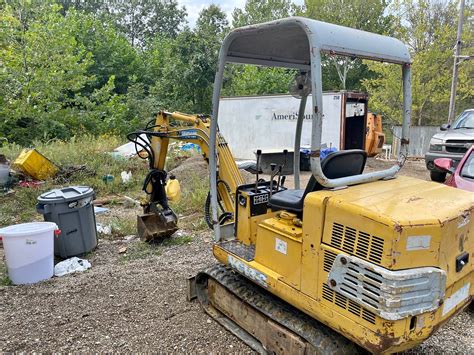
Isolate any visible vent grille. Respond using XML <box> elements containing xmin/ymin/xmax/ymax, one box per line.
<box><xmin>322</xmin><ymin>284</ymin><xmax>376</xmax><ymax>325</ymax></box>
<box><xmin>323</xmin><ymin>250</ymin><xmax>337</xmax><ymax>272</ymax></box>
<box><xmin>331</xmin><ymin>223</ymin><xmax>384</xmax><ymax>264</ymax></box>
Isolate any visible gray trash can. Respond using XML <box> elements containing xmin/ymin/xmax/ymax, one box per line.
<box><xmin>37</xmin><ymin>186</ymin><xmax>97</xmax><ymax>258</ymax></box>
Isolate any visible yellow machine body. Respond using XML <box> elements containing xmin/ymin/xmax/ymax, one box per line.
<box><xmin>135</xmin><ymin>111</ymin><xmax>472</xmax><ymax>353</ymax></box>
<box><xmin>213</xmin><ymin>175</ymin><xmax>473</xmax><ymax>353</ymax></box>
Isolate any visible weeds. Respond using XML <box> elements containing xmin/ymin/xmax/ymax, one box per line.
<box><xmin>120</xmin><ymin>241</ymin><xmax>162</xmax><ymax>262</ymax></box>
<box><xmin>0</xmin><ymin>135</ymin><xmax>206</xmax><ymax>229</ymax></box>
<box><xmin>161</xmin><ymin>234</ymin><xmax>193</xmax><ymax>246</ymax></box>
<box><xmin>171</xmin><ymin>173</ymin><xmax>209</xmax><ymax>217</ymax></box>
<box><xmin>0</xmin><ymin>262</ymin><xmax>12</xmax><ymax>286</ymax></box>
<box><xmin>111</xmin><ymin>217</ymin><xmax>136</xmax><ymax>238</ymax></box>
<box><xmin>120</xmin><ymin>233</ymin><xmax>193</xmax><ymax>263</ymax></box>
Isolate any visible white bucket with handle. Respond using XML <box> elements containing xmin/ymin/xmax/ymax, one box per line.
<box><xmin>0</xmin><ymin>222</ymin><xmax>58</xmax><ymax>285</ymax></box>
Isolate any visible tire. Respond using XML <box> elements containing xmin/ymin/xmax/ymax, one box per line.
<box><xmin>430</xmin><ymin>170</ymin><xmax>447</xmax><ymax>182</ymax></box>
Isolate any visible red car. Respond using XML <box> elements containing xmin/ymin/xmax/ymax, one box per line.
<box><xmin>434</xmin><ymin>145</ymin><xmax>474</xmax><ymax>191</ymax></box>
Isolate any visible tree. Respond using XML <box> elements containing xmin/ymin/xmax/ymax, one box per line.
<box><xmin>0</xmin><ymin>2</ymin><xmax>144</xmax><ymax>144</ymax></box>
<box><xmin>59</xmin><ymin>0</ymin><xmax>188</xmax><ymax>47</ymax></box>
<box><xmin>305</xmin><ymin>0</ymin><xmax>393</xmax><ymax>90</ymax></box>
<box><xmin>108</xmin><ymin>0</ymin><xmax>187</xmax><ymax>48</ymax></box>
<box><xmin>222</xmin><ymin>66</ymin><xmax>296</xmax><ymax>97</ymax></box>
<box><xmin>362</xmin><ymin>0</ymin><xmax>473</xmax><ymax>126</ymax></box>
<box><xmin>232</xmin><ymin>0</ymin><xmax>301</xmax><ymax>27</ymax></box>
<box><xmin>149</xmin><ymin>5</ymin><xmax>229</xmax><ymax>113</ymax></box>
<box><xmin>72</xmin><ymin>13</ymin><xmax>141</xmax><ymax>95</ymax></box>
<box><xmin>0</xmin><ymin>2</ymin><xmax>94</xmax><ymax>143</ymax></box>
<box><xmin>196</xmin><ymin>4</ymin><xmax>229</xmax><ymax>39</ymax></box>
<box><xmin>225</xmin><ymin>0</ymin><xmax>301</xmax><ymax>97</ymax></box>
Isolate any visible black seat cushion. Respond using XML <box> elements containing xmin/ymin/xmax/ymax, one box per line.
<box><xmin>266</xmin><ymin>189</ymin><xmax>305</xmax><ymax>212</ymax></box>
<box><xmin>268</xmin><ymin>150</ymin><xmax>367</xmax><ymax>213</ymax></box>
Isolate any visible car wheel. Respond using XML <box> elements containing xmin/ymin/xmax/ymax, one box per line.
<box><xmin>430</xmin><ymin>170</ymin><xmax>447</xmax><ymax>182</ymax></box>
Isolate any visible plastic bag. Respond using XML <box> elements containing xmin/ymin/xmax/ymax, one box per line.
<box><xmin>54</xmin><ymin>257</ymin><xmax>91</xmax><ymax>277</ymax></box>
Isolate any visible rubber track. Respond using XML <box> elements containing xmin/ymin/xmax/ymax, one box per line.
<box><xmin>195</xmin><ymin>264</ymin><xmax>365</xmax><ymax>354</ymax></box>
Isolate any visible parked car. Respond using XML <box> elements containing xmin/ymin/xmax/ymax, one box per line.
<box><xmin>434</xmin><ymin>144</ymin><xmax>474</xmax><ymax>192</ymax></box>
<box><xmin>425</xmin><ymin>109</ymin><xmax>474</xmax><ymax>182</ymax></box>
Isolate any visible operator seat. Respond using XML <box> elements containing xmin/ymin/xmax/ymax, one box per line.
<box><xmin>268</xmin><ymin>150</ymin><xmax>367</xmax><ymax>214</ymax></box>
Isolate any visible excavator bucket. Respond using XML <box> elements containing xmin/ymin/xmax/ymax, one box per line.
<box><xmin>137</xmin><ymin>212</ymin><xmax>178</xmax><ymax>242</ymax></box>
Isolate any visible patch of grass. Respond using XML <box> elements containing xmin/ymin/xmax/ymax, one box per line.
<box><xmin>162</xmin><ymin>234</ymin><xmax>193</xmax><ymax>246</ymax></box>
<box><xmin>0</xmin><ymin>135</ymin><xmax>198</xmax><ymax>228</ymax></box>
<box><xmin>82</xmin><ymin>248</ymin><xmax>97</xmax><ymax>259</ymax></box>
<box><xmin>111</xmin><ymin>217</ymin><xmax>136</xmax><ymax>238</ymax></box>
<box><xmin>0</xmin><ymin>184</ymin><xmax>49</xmax><ymax>226</ymax></box>
<box><xmin>179</xmin><ymin>215</ymin><xmax>208</xmax><ymax>232</ymax></box>
<box><xmin>120</xmin><ymin>233</ymin><xmax>193</xmax><ymax>263</ymax></box>
<box><xmin>171</xmin><ymin>172</ymin><xmax>209</xmax><ymax>217</ymax></box>
<box><xmin>120</xmin><ymin>241</ymin><xmax>162</xmax><ymax>262</ymax></box>
<box><xmin>0</xmin><ymin>262</ymin><xmax>12</xmax><ymax>286</ymax></box>
<box><xmin>0</xmin><ymin>135</ymin><xmax>203</xmax><ymax>270</ymax></box>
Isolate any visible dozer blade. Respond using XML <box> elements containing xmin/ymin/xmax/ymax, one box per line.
<box><xmin>137</xmin><ymin>212</ymin><xmax>178</xmax><ymax>242</ymax></box>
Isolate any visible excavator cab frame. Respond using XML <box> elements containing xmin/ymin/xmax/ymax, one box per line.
<box><xmin>208</xmin><ymin>17</ymin><xmax>412</xmax><ymax>241</ymax></box>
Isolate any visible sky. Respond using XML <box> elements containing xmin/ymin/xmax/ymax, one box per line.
<box><xmin>178</xmin><ymin>0</ymin><xmax>305</xmax><ymax>28</ymax></box>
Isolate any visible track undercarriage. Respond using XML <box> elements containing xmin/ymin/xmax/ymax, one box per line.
<box><xmin>193</xmin><ymin>265</ymin><xmax>363</xmax><ymax>354</ymax></box>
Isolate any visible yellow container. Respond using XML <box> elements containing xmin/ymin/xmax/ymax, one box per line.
<box><xmin>13</xmin><ymin>149</ymin><xmax>59</xmax><ymax>180</ymax></box>
<box><xmin>165</xmin><ymin>176</ymin><xmax>181</xmax><ymax>202</ymax></box>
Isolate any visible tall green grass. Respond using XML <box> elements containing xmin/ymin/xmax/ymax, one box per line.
<box><xmin>0</xmin><ymin>135</ymin><xmax>147</xmax><ymax>227</ymax></box>
<box><xmin>0</xmin><ymin>135</ymin><xmax>209</xmax><ymax>229</ymax></box>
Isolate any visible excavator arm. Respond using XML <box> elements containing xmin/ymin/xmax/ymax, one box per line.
<box><xmin>128</xmin><ymin>111</ymin><xmax>244</xmax><ymax>241</ymax></box>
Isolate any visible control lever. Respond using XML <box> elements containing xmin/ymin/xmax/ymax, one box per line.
<box><xmin>255</xmin><ymin>149</ymin><xmax>262</xmax><ymax>193</ymax></box>
<box><xmin>269</xmin><ymin>163</ymin><xmax>277</xmax><ymax>197</ymax></box>
<box><xmin>276</xmin><ymin>149</ymin><xmax>288</xmax><ymax>192</ymax></box>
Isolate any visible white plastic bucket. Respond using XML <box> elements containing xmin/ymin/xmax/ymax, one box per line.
<box><xmin>0</xmin><ymin>222</ymin><xmax>57</xmax><ymax>285</ymax></box>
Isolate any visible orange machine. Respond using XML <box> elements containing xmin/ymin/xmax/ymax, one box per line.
<box><xmin>365</xmin><ymin>112</ymin><xmax>385</xmax><ymax>157</ymax></box>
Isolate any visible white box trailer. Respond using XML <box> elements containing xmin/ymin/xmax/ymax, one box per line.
<box><xmin>219</xmin><ymin>92</ymin><xmax>368</xmax><ymax>160</ymax></box>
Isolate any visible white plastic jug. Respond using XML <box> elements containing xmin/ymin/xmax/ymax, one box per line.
<box><xmin>0</xmin><ymin>222</ymin><xmax>57</xmax><ymax>285</ymax></box>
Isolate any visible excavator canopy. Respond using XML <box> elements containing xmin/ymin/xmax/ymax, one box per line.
<box><xmin>209</xmin><ymin>17</ymin><xmax>412</xmax><ymax>241</ymax></box>
<box><xmin>224</xmin><ymin>17</ymin><xmax>410</xmax><ymax>68</ymax></box>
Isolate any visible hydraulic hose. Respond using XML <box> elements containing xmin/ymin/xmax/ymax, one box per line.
<box><xmin>204</xmin><ymin>180</ymin><xmax>233</xmax><ymax>229</ymax></box>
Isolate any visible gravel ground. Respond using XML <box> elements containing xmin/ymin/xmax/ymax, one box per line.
<box><xmin>0</xmin><ymin>232</ymin><xmax>251</xmax><ymax>353</ymax></box>
<box><xmin>1</xmin><ymin>157</ymin><xmax>472</xmax><ymax>353</ymax></box>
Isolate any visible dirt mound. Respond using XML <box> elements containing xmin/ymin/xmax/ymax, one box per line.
<box><xmin>169</xmin><ymin>155</ymin><xmax>255</xmax><ymax>186</ymax></box>
<box><xmin>169</xmin><ymin>155</ymin><xmax>208</xmax><ymax>186</ymax></box>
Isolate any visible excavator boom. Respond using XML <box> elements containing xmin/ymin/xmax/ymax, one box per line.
<box><xmin>128</xmin><ymin>111</ymin><xmax>244</xmax><ymax>241</ymax></box>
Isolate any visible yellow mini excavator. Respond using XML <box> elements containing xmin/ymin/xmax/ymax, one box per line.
<box><xmin>128</xmin><ymin>18</ymin><xmax>473</xmax><ymax>354</ymax></box>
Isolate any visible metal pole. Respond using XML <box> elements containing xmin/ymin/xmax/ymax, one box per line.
<box><xmin>447</xmin><ymin>0</ymin><xmax>465</xmax><ymax>124</ymax></box>
<box><xmin>293</xmin><ymin>94</ymin><xmax>307</xmax><ymax>190</ymax></box>
<box><xmin>401</xmin><ymin>64</ymin><xmax>412</xmax><ymax>159</ymax></box>
<box><xmin>209</xmin><ymin>35</ymin><xmax>234</xmax><ymax>242</ymax></box>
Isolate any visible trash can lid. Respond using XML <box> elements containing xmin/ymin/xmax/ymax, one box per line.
<box><xmin>38</xmin><ymin>186</ymin><xmax>94</xmax><ymax>203</ymax></box>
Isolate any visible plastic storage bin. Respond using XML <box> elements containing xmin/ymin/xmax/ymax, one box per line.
<box><xmin>0</xmin><ymin>222</ymin><xmax>57</xmax><ymax>285</ymax></box>
<box><xmin>0</xmin><ymin>163</ymin><xmax>10</xmax><ymax>186</ymax></box>
<box><xmin>37</xmin><ymin>186</ymin><xmax>97</xmax><ymax>258</ymax></box>
<box><xmin>300</xmin><ymin>148</ymin><xmax>311</xmax><ymax>171</ymax></box>
<box><xmin>13</xmin><ymin>149</ymin><xmax>58</xmax><ymax>180</ymax></box>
